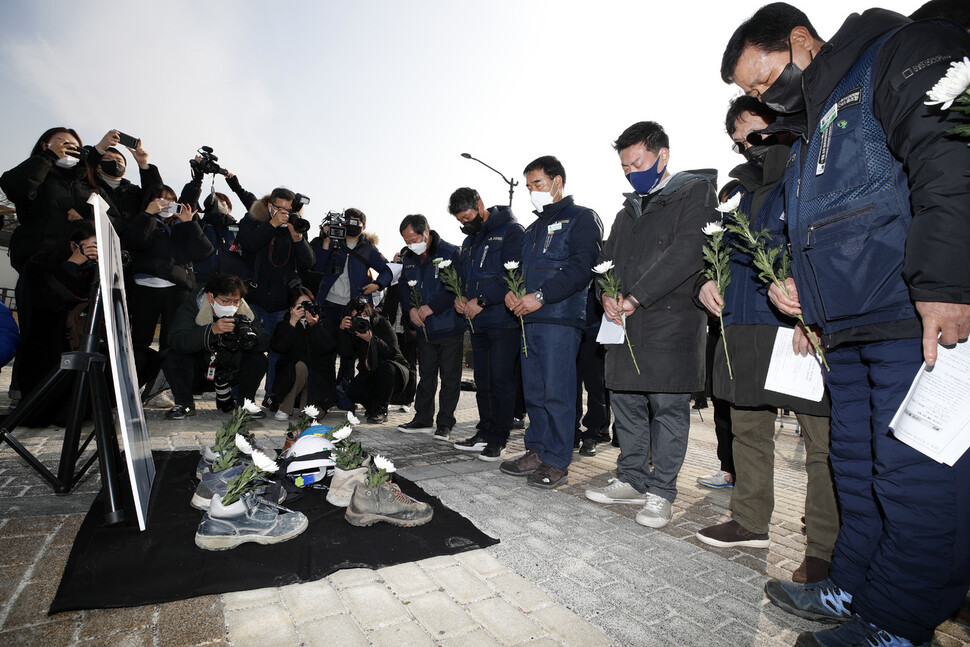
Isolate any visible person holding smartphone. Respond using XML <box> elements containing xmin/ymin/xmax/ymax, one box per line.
<box><xmin>85</xmin><ymin>129</ymin><xmax>163</xmax><ymax>223</ymax></box>
<box><xmin>123</xmin><ymin>184</ymin><xmax>214</xmax><ymax>394</ymax></box>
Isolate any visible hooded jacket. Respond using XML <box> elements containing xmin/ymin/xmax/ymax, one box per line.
<box><xmin>790</xmin><ymin>10</ymin><xmax>970</xmax><ymax>347</ymax></box>
<box><xmin>235</xmin><ymin>197</ymin><xmax>316</xmax><ymax>312</ymax></box>
<box><xmin>598</xmin><ymin>170</ymin><xmax>717</xmax><ymax>392</ymax></box>
<box><xmin>313</xmin><ymin>232</ymin><xmax>392</xmax><ymax>306</ymax></box>
<box><xmin>458</xmin><ymin>205</ymin><xmax>524</xmax><ymax>332</ymax></box>
<box><xmin>397</xmin><ymin>230</ymin><xmax>466</xmax><ymax>339</ymax></box>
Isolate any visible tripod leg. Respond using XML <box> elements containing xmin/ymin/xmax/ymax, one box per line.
<box><xmin>57</xmin><ymin>367</ymin><xmax>90</xmax><ymax>489</ymax></box>
<box><xmin>89</xmin><ymin>364</ymin><xmax>124</xmax><ymax>526</ymax></box>
<box><xmin>0</xmin><ymin>368</ymin><xmax>70</xmax><ymax>491</ymax></box>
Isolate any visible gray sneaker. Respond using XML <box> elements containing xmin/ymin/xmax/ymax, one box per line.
<box><xmin>585</xmin><ymin>478</ymin><xmax>647</xmax><ymax>505</ymax></box>
<box><xmin>433</xmin><ymin>426</ymin><xmax>452</xmax><ymax>442</ymax></box>
<box><xmin>195</xmin><ymin>492</ymin><xmax>308</xmax><ymax>551</ymax></box>
<box><xmin>636</xmin><ymin>493</ymin><xmax>673</xmax><ymax>528</ymax></box>
<box><xmin>191</xmin><ymin>464</ymin><xmax>247</xmax><ymax>510</ymax></box>
<box><xmin>345</xmin><ymin>481</ymin><xmax>433</xmax><ymax>527</ymax></box>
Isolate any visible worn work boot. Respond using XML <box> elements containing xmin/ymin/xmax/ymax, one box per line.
<box><xmin>499</xmin><ymin>448</ymin><xmax>543</xmax><ymax>476</ymax></box>
<box><xmin>325</xmin><ymin>465</ymin><xmax>370</xmax><ymax>508</ymax></box>
<box><xmin>344</xmin><ymin>481</ymin><xmax>434</xmax><ymax>527</ymax></box>
<box><xmin>194</xmin><ymin>492</ymin><xmax>308</xmax><ymax>551</ymax></box>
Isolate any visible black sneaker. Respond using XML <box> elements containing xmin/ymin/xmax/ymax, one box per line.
<box><xmin>477</xmin><ymin>443</ymin><xmax>506</xmax><ymax>462</ymax></box>
<box><xmin>453</xmin><ymin>434</ymin><xmax>488</xmax><ymax>452</ymax></box>
<box><xmin>512</xmin><ymin>417</ymin><xmax>526</xmax><ymax>430</ymax></box>
<box><xmin>366</xmin><ymin>411</ymin><xmax>388</xmax><ymax>424</ymax></box>
<box><xmin>579</xmin><ymin>439</ymin><xmax>597</xmax><ymax>456</ymax></box>
<box><xmin>433</xmin><ymin>427</ymin><xmax>451</xmax><ymax>442</ymax></box>
<box><xmin>262</xmin><ymin>395</ymin><xmax>278</xmax><ymax>412</ymax></box>
<box><xmin>397</xmin><ymin>420</ymin><xmax>434</xmax><ymax>434</ymax></box>
<box><xmin>165</xmin><ymin>404</ymin><xmax>195</xmax><ymax>420</ymax></box>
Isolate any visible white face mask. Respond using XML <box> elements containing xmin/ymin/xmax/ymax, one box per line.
<box><xmin>407</xmin><ymin>239</ymin><xmax>428</xmax><ymax>255</ymax></box>
<box><xmin>56</xmin><ymin>155</ymin><xmax>80</xmax><ymax>169</ymax></box>
<box><xmin>530</xmin><ymin>179</ymin><xmax>560</xmax><ymax>212</ymax></box>
<box><xmin>211</xmin><ymin>302</ymin><xmax>238</xmax><ymax>318</ymax></box>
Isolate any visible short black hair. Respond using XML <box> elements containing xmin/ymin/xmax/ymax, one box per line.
<box><xmin>206</xmin><ymin>273</ymin><xmax>247</xmax><ymax>299</ymax></box>
<box><xmin>344</xmin><ymin>207</ymin><xmax>366</xmax><ymax>225</ymax></box>
<box><xmin>523</xmin><ymin>155</ymin><xmax>566</xmax><ymax>185</ymax></box>
<box><xmin>613</xmin><ymin>121</ymin><xmax>669</xmax><ymax>154</ymax></box>
<box><xmin>721</xmin><ymin>2</ymin><xmax>822</xmax><ymax>84</ymax></box>
<box><xmin>399</xmin><ymin>214</ymin><xmax>428</xmax><ymax>235</ymax></box>
<box><xmin>725</xmin><ymin>95</ymin><xmax>778</xmax><ymax>135</ymax></box>
<box><xmin>269</xmin><ymin>187</ymin><xmax>296</xmax><ymax>204</ymax></box>
<box><xmin>911</xmin><ymin>0</ymin><xmax>970</xmax><ymax>28</ymax></box>
<box><xmin>448</xmin><ymin>187</ymin><xmax>481</xmax><ymax>215</ymax></box>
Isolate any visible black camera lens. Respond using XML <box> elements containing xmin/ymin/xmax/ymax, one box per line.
<box><xmin>291</xmin><ymin>216</ymin><xmax>311</xmax><ymax>235</ymax></box>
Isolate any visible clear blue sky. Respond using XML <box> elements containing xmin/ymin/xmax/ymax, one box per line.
<box><xmin>0</xmin><ymin>0</ymin><xmax>918</xmax><ymax>253</ymax></box>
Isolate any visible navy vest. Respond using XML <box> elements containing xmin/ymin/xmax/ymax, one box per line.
<box><xmin>783</xmin><ymin>27</ymin><xmax>915</xmax><ymax>334</ymax></box>
<box><xmin>400</xmin><ymin>240</ymin><xmax>466</xmax><ymax>339</ymax></box>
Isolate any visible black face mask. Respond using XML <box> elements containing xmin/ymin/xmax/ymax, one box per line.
<box><xmin>460</xmin><ymin>212</ymin><xmax>483</xmax><ymax>236</ymax></box>
<box><xmin>99</xmin><ymin>159</ymin><xmax>125</xmax><ymax>177</ymax></box>
<box><xmin>743</xmin><ymin>144</ymin><xmax>770</xmax><ymax>168</ymax></box>
<box><xmin>760</xmin><ymin>40</ymin><xmax>808</xmax><ymax>115</ymax></box>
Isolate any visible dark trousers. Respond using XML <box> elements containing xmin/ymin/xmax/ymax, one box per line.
<box><xmin>413</xmin><ymin>333</ymin><xmax>462</xmax><ymax>429</ymax></box>
<box><xmin>522</xmin><ymin>323</ymin><xmax>582</xmax><ymax>470</ymax></box>
<box><xmin>162</xmin><ymin>349</ymin><xmax>267</xmax><ymax>409</ymax></box>
<box><xmin>826</xmin><ymin>338</ymin><xmax>970</xmax><ymax>643</ymax></box>
<box><xmin>322</xmin><ymin>301</ymin><xmax>350</xmax><ymax>396</ymax></box>
<box><xmin>470</xmin><ymin>326</ymin><xmax>519</xmax><ymax>445</ymax></box>
<box><xmin>575</xmin><ymin>329</ymin><xmax>609</xmax><ymax>439</ymax></box>
<box><xmin>392</xmin><ymin>330</ymin><xmax>418</xmax><ymax>406</ymax></box>
<box><xmin>713</xmin><ymin>396</ymin><xmax>734</xmax><ymax>475</ymax></box>
<box><xmin>250</xmin><ymin>305</ymin><xmax>286</xmax><ymax>396</ymax></box>
<box><xmin>128</xmin><ymin>283</ymin><xmax>189</xmax><ymax>386</ymax></box>
<box><xmin>347</xmin><ymin>361</ymin><xmax>401</xmax><ymax>415</ymax></box>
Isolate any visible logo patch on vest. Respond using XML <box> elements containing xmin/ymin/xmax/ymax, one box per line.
<box><xmin>837</xmin><ymin>87</ymin><xmax>862</xmax><ymax>109</ymax></box>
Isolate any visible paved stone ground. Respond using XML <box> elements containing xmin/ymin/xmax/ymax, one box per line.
<box><xmin>0</xmin><ymin>370</ymin><xmax>967</xmax><ymax>646</ymax></box>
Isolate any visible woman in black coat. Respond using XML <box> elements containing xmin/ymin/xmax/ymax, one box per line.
<box><xmin>122</xmin><ymin>184</ymin><xmax>214</xmax><ymax>388</ymax></box>
<box><xmin>270</xmin><ymin>288</ymin><xmax>337</xmax><ymax>421</ymax></box>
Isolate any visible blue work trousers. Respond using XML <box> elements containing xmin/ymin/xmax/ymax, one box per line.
<box><xmin>825</xmin><ymin>338</ymin><xmax>970</xmax><ymax>643</ymax></box>
<box><xmin>470</xmin><ymin>326</ymin><xmax>519</xmax><ymax>445</ymax></box>
<box><xmin>521</xmin><ymin>323</ymin><xmax>582</xmax><ymax>470</ymax></box>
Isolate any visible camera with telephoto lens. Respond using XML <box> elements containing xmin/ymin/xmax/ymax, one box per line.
<box><xmin>287</xmin><ymin>193</ymin><xmax>311</xmax><ymax>234</ymax></box>
<box><xmin>299</xmin><ymin>300</ymin><xmax>322</xmax><ymax>316</ymax></box>
<box><xmin>350</xmin><ymin>313</ymin><xmax>371</xmax><ymax>335</ymax></box>
<box><xmin>218</xmin><ymin>314</ymin><xmax>258</xmax><ymax>352</ymax></box>
<box><xmin>189</xmin><ymin>146</ymin><xmax>228</xmax><ymax>176</ymax></box>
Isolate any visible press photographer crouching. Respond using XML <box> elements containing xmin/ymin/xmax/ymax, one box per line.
<box><xmin>336</xmin><ymin>298</ymin><xmax>410</xmax><ymax>424</ymax></box>
<box><xmin>162</xmin><ymin>274</ymin><xmax>270</xmax><ymax>420</ymax></box>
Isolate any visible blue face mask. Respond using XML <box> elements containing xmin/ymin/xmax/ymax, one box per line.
<box><xmin>626</xmin><ymin>154</ymin><xmax>666</xmax><ymax>194</ymax></box>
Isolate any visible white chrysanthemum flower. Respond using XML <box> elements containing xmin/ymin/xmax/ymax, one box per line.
<box><xmin>303</xmin><ymin>405</ymin><xmax>320</xmax><ymax>420</ymax></box>
<box><xmin>926</xmin><ymin>57</ymin><xmax>970</xmax><ymax>110</ymax></box>
<box><xmin>332</xmin><ymin>426</ymin><xmax>352</xmax><ymax>441</ymax></box>
<box><xmin>592</xmin><ymin>260</ymin><xmax>614</xmax><ymax>274</ymax></box>
<box><xmin>702</xmin><ymin>222</ymin><xmax>725</xmax><ymax>236</ymax></box>
<box><xmin>347</xmin><ymin>411</ymin><xmax>361</xmax><ymax>426</ymax></box>
<box><xmin>242</xmin><ymin>398</ymin><xmax>261</xmax><ymax>414</ymax></box>
<box><xmin>251</xmin><ymin>448</ymin><xmax>279</xmax><ymax>474</ymax></box>
<box><xmin>437</xmin><ymin>259</ymin><xmax>452</xmax><ymax>268</ymax></box>
<box><xmin>235</xmin><ymin>433</ymin><xmax>254</xmax><ymax>455</ymax></box>
<box><xmin>504</xmin><ymin>261</ymin><xmax>520</xmax><ymax>270</ymax></box>
<box><xmin>373</xmin><ymin>454</ymin><xmax>396</xmax><ymax>473</ymax></box>
<box><xmin>716</xmin><ymin>193</ymin><xmax>741</xmax><ymax>213</ymax></box>
<box><xmin>407</xmin><ymin>279</ymin><xmax>417</xmax><ymax>287</ymax></box>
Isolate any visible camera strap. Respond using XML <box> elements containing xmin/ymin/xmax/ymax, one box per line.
<box><xmin>207</xmin><ymin>353</ymin><xmax>217</xmax><ymax>381</ymax></box>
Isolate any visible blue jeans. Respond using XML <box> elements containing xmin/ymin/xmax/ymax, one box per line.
<box><xmin>470</xmin><ymin>326</ymin><xmax>519</xmax><ymax>445</ymax></box>
<box><xmin>250</xmin><ymin>305</ymin><xmax>286</xmax><ymax>397</ymax></box>
<box><xmin>521</xmin><ymin>323</ymin><xmax>582</xmax><ymax>470</ymax></box>
<box><xmin>611</xmin><ymin>390</ymin><xmax>691</xmax><ymax>502</ymax></box>
<box><xmin>825</xmin><ymin>338</ymin><xmax>970</xmax><ymax>643</ymax></box>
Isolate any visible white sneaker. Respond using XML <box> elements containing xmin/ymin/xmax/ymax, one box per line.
<box><xmin>584</xmin><ymin>478</ymin><xmax>647</xmax><ymax>505</ymax></box>
<box><xmin>636</xmin><ymin>493</ymin><xmax>672</xmax><ymax>528</ymax></box>
<box><xmin>274</xmin><ymin>410</ymin><xmax>289</xmax><ymax>422</ymax></box>
<box><xmin>696</xmin><ymin>470</ymin><xmax>734</xmax><ymax>489</ymax></box>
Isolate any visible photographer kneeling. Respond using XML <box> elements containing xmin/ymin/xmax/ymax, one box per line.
<box><xmin>162</xmin><ymin>274</ymin><xmax>270</xmax><ymax>420</ymax></box>
<box><xmin>337</xmin><ymin>298</ymin><xmax>409</xmax><ymax>424</ymax></box>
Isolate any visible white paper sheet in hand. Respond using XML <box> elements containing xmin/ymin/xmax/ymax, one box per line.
<box><xmin>890</xmin><ymin>340</ymin><xmax>970</xmax><ymax>466</ymax></box>
<box><xmin>763</xmin><ymin>326</ymin><xmax>825</xmax><ymax>402</ymax></box>
<box><xmin>596</xmin><ymin>313</ymin><xmax>626</xmax><ymax>344</ymax></box>
<box><xmin>387</xmin><ymin>263</ymin><xmax>404</xmax><ymax>286</ymax></box>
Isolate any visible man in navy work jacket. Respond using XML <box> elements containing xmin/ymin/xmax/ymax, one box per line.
<box><xmin>723</xmin><ymin>4</ymin><xmax>970</xmax><ymax>646</ymax></box>
<box><xmin>500</xmin><ymin>155</ymin><xmax>603</xmax><ymax>489</ymax></box>
<box><xmin>396</xmin><ymin>214</ymin><xmax>466</xmax><ymax>441</ymax></box>
<box><xmin>448</xmin><ymin>187</ymin><xmax>524</xmax><ymax>462</ymax></box>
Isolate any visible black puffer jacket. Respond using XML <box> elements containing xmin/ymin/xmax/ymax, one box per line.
<box><xmin>236</xmin><ymin>198</ymin><xmax>315</xmax><ymax>312</ymax></box>
<box><xmin>85</xmin><ymin>147</ymin><xmax>163</xmax><ymax>221</ymax></box>
<box><xmin>122</xmin><ymin>213</ymin><xmax>215</xmax><ymax>290</ymax></box>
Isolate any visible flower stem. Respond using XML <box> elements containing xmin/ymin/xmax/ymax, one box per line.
<box><xmin>719</xmin><ymin>312</ymin><xmax>733</xmax><ymax>379</ymax></box>
<box><xmin>774</xmin><ymin>279</ymin><xmax>830</xmax><ymax>371</ymax></box>
<box><xmin>622</xmin><ymin>318</ymin><xmax>640</xmax><ymax>375</ymax></box>
<box><xmin>519</xmin><ymin>316</ymin><xmax>527</xmax><ymax>357</ymax></box>
<box><xmin>467</xmin><ymin>315</ymin><xmax>474</xmax><ymax>333</ymax></box>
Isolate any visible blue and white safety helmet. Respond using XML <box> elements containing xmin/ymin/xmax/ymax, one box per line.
<box><xmin>283</xmin><ymin>426</ymin><xmax>336</xmax><ymax>488</ymax></box>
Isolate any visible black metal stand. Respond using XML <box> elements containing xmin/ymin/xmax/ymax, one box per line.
<box><xmin>461</xmin><ymin>153</ymin><xmax>518</xmax><ymax>206</ymax></box>
<box><xmin>0</xmin><ymin>283</ymin><xmax>125</xmax><ymax>525</ymax></box>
